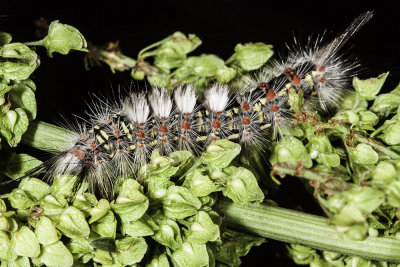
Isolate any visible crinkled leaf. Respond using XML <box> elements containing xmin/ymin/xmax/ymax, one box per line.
<box><xmin>6</xmin><ymin>188</ymin><xmax>34</xmax><ymax>209</ymax></box>
<box><xmin>0</xmin><ymin>43</ymin><xmax>39</xmax><ymax>81</ymax></box>
<box><xmin>172</xmin><ymin>242</ymin><xmax>209</xmax><ymax>267</ymax></box>
<box><xmin>11</xmin><ymin>226</ymin><xmax>40</xmax><ymax>258</ymax></box>
<box><xmin>152</xmin><ymin>218</ymin><xmax>182</xmax><ymax>250</ymax></box>
<box><xmin>91</xmin><ymin>210</ymin><xmax>117</xmax><ymax>238</ymax></box>
<box><xmin>230</xmin><ymin>43</ymin><xmax>273</xmax><ymax>71</ymax></box>
<box><xmin>213</xmin><ymin>229</ymin><xmax>265</xmax><ymax>267</ymax></box>
<box><xmin>270</xmin><ymin>136</ymin><xmax>312</xmax><ymax>168</ymax></box>
<box><xmin>89</xmin><ymin>198</ymin><xmax>110</xmax><ymax>224</ymax></box>
<box><xmin>113</xmin><ymin>237</ymin><xmax>147</xmax><ymax>265</ymax></box>
<box><xmin>0</xmin><ymin>230</ymin><xmax>17</xmax><ymax>260</ymax></box>
<box><xmin>201</xmin><ymin>139</ymin><xmax>241</xmax><ymax>168</ymax></box>
<box><xmin>34</xmin><ymin>216</ymin><xmax>59</xmax><ymax>245</ymax></box>
<box><xmin>39</xmin><ymin>241</ymin><xmax>73</xmax><ymax>267</ymax></box>
<box><xmin>183</xmin><ymin>169</ymin><xmax>221</xmax><ymax>197</ymax></box>
<box><xmin>186</xmin><ymin>211</ymin><xmax>220</xmax><ymax>243</ymax></box>
<box><xmin>9</xmin><ymin>83</ymin><xmax>37</xmax><ymax>120</ymax></box>
<box><xmin>66</xmin><ymin>238</ymin><xmax>93</xmax><ymax>254</ymax></box>
<box><xmin>222</xmin><ymin>167</ymin><xmax>264</xmax><ymax>203</ymax></box>
<box><xmin>56</xmin><ymin>206</ymin><xmax>90</xmax><ymax>238</ymax></box>
<box><xmin>111</xmin><ymin>179</ymin><xmax>149</xmax><ymax>222</ymax></box>
<box><xmin>162</xmin><ymin>186</ymin><xmax>201</xmax><ymax>219</ymax></box>
<box><xmin>353</xmin><ymin>72</ymin><xmax>389</xmax><ymax>100</ymax></box>
<box><xmin>42</xmin><ymin>20</ymin><xmax>87</xmax><ymax>57</ymax></box>
<box><xmin>145</xmin><ymin>175</ymin><xmax>174</xmax><ymax>200</ymax></box>
<box><xmin>0</xmin><ymin>108</ymin><xmax>29</xmax><ymax>146</ymax></box>
<box><xmin>121</xmin><ymin>214</ymin><xmax>158</xmax><ymax>237</ymax></box>
<box><xmin>349</xmin><ymin>144</ymin><xmax>378</xmax><ymax>165</ymax></box>
<box><xmin>72</xmin><ymin>193</ymin><xmax>98</xmax><ymax>215</ymax></box>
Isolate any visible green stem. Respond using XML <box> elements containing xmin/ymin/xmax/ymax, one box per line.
<box><xmin>219</xmin><ymin>199</ymin><xmax>400</xmax><ymax>263</ymax></box>
<box><xmin>23</xmin><ymin>40</ymin><xmax>45</xmax><ymax>46</ymax></box>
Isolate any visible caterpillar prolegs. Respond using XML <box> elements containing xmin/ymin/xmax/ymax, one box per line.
<box><xmin>10</xmin><ymin>11</ymin><xmax>374</xmax><ymax>197</ymax></box>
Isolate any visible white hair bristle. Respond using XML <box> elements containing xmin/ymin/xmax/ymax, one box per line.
<box><xmin>122</xmin><ymin>93</ymin><xmax>150</xmax><ymax>124</ymax></box>
<box><xmin>174</xmin><ymin>84</ymin><xmax>197</xmax><ymax>114</ymax></box>
<box><xmin>204</xmin><ymin>84</ymin><xmax>229</xmax><ymax>113</ymax></box>
<box><xmin>148</xmin><ymin>87</ymin><xmax>173</xmax><ymax>119</ymax></box>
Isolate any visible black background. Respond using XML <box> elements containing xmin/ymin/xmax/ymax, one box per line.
<box><xmin>2</xmin><ymin>1</ymin><xmax>400</xmax><ymax>266</ymax></box>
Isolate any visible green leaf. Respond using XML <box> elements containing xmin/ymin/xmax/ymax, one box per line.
<box><xmin>172</xmin><ymin>242</ymin><xmax>209</xmax><ymax>267</ymax></box>
<box><xmin>56</xmin><ymin>206</ymin><xmax>90</xmax><ymax>238</ymax></box>
<box><xmin>51</xmin><ymin>174</ymin><xmax>78</xmax><ymax>198</ymax></box>
<box><xmin>0</xmin><ymin>230</ymin><xmax>17</xmax><ymax>261</ymax></box>
<box><xmin>121</xmin><ymin>214</ymin><xmax>158</xmax><ymax>237</ymax></box>
<box><xmin>385</xmin><ymin>181</ymin><xmax>400</xmax><ymax>208</ymax></box>
<box><xmin>148</xmin><ymin>151</ymin><xmax>179</xmax><ymax>178</ymax></box>
<box><xmin>152</xmin><ymin>218</ymin><xmax>182</xmax><ymax>250</ymax></box>
<box><xmin>89</xmin><ymin>199</ymin><xmax>110</xmax><ymax>224</ymax></box>
<box><xmin>91</xmin><ymin>210</ymin><xmax>117</xmax><ymax>238</ymax></box>
<box><xmin>0</xmin><ymin>43</ymin><xmax>39</xmax><ymax>81</ymax></box>
<box><xmin>162</xmin><ymin>186</ymin><xmax>202</xmax><ymax>219</ymax></box>
<box><xmin>216</xmin><ymin>65</ymin><xmax>237</xmax><ymax>83</ymax></box>
<box><xmin>146</xmin><ymin>253</ymin><xmax>170</xmax><ymax>267</ymax></box>
<box><xmin>183</xmin><ymin>169</ymin><xmax>222</xmax><ymax>197</ymax></box>
<box><xmin>41</xmin><ymin>20</ymin><xmax>87</xmax><ymax>57</ymax></box>
<box><xmin>379</xmin><ymin>121</ymin><xmax>400</xmax><ymax>145</ymax></box>
<box><xmin>145</xmin><ymin>175</ymin><xmax>174</xmax><ymax>200</ymax></box>
<box><xmin>34</xmin><ymin>216</ymin><xmax>59</xmax><ymax>245</ymax></box>
<box><xmin>222</xmin><ymin>167</ymin><xmax>264</xmax><ymax>203</ymax></box>
<box><xmin>66</xmin><ymin>238</ymin><xmax>93</xmax><ymax>255</ymax></box>
<box><xmin>201</xmin><ymin>139</ymin><xmax>241</xmax><ymax>168</ymax></box>
<box><xmin>39</xmin><ymin>195</ymin><xmax>67</xmax><ymax>216</ymax></box>
<box><xmin>2</xmin><ymin>153</ymin><xmax>42</xmax><ymax>179</ymax></box>
<box><xmin>11</xmin><ymin>226</ymin><xmax>40</xmax><ymax>258</ymax></box>
<box><xmin>111</xmin><ymin>179</ymin><xmax>149</xmax><ymax>222</ymax></box>
<box><xmin>6</xmin><ymin>188</ymin><xmax>34</xmax><ymax>209</ymax></box>
<box><xmin>9</xmin><ymin>82</ymin><xmax>37</xmax><ymax>120</ymax></box>
<box><xmin>113</xmin><ymin>237</ymin><xmax>147</xmax><ymax>265</ymax></box>
<box><xmin>90</xmin><ymin>237</ymin><xmax>116</xmax><ymax>252</ymax></box>
<box><xmin>229</xmin><ymin>43</ymin><xmax>273</xmax><ymax>71</ymax></box>
<box><xmin>270</xmin><ymin>136</ymin><xmax>312</xmax><ymax>168</ymax></box>
<box><xmin>0</xmin><ymin>108</ymin><xmax>29</xmax><ymax>146</ymax></box>
<box><xmin>19</xmin><ymin>178</ymin><xmax>49</xmax><ymax>201</ymax></box>
<box><xmin>353</xmin><ymin>72</ymin><xmax>389</xmax><ymax>100</ymax></box>
<box><xmin>371</xmin><ymin>162</ymin><xmax>397</xmax><ymax>188</ymax></box>
<box><xmin>72</xmin><ymin>193</ymin><xmax>98</xmax><ymax>215</ymax></box>
<box><xmin>213</xmin><ymin>229</ymin><xmax>265</xmax><ymax>267</ymax></box>
<box><xmin>348</xmin><ymin>144</ymin><xmax>378</xmax><ymax>165</ymax></box>
<box><xmin>186</xmin><ymin>211</ymin><xmax>220</xmax><ymax>243</ymax></box>
<box><xmin>331</xmin><ymin>204</ymin><xmax>368</xmax><ymax>240</ymax></box>
<box><xmin>39</xmin><ymin>241</ymin><xmax>73</xmax><ymax>267</ymax></box>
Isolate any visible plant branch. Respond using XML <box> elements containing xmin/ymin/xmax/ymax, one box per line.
<box><xmin>219</xmin><ymin>199</ymin><xmax>400</xmax><ymax>263</ymax></box>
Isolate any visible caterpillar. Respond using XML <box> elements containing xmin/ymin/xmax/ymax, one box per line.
<box><xmin>3</xmin><ymin>11</ymin><xmax>374</xmax><ymax>198</ymax></box>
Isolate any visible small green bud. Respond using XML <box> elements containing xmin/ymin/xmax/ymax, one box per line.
<box><xmin>121</xmin><ymin>214</ymin><xmax>157</xmax><ymax>237</ymax></box>
<box><xmin>131</xmin><ymin>68</ymin><xmax>145</xmax><ymax>80</ymax></box>
<box><xmin>370</xmin><ymin>82</ymin><xmax>400</xmax><ymax>114</ymax></box>
<box><xmin>89</xmin><ymin>198</ymin><xmax>110</xmax><ymax>224</ymax></box>
<box><xmin>359</xmin><ymin>111</ymin><xmax>379</xmax><ymax>126</ymax></box>
<box><xmin>379</xmin><ymin>121</ymin><xmax>400</xmax><ymax>145</ymax></box>
<box><xmin>349</xmin><ymin>144</ymin><xmax>378</xmax><ymax>165</ymax></box>
<box><xmin>91</xmin><ymin>210</ymin><xmax>117</xmax><ymax>238</ymax></box>
<box><xmin>41</xmin><ymin>20</ymin><xmax>87</xmax><ymax>57</ymax></box>
<box><xmin>7</xmin><ymin>188</ymin><xmax>34</xmax><ymax>209</ymax></box>
<box><xmin>353</xmin><ymin>72</ymin><xmax>389</xmax><ymax>100</ymax></box>
<box><xmin>287</xmin><ymin>244</ymin><xmax>316</xmax><ymax>265</ymax></box>
<box><xmin>371</xmin><ymin>162</ymin><xmax>397</xmax><ymax>187</ymax></box>
<box><xmin>270</xmin><ymin>136</ymin><xmax>312</xmax><ymax>168</ymax></box>
<box><xmin>230</xmin><ymin>43</ymin><xmax>273</xmax><ymax>71</ymax></box>
<box><xmin>0</xmin><ymin>32</ymin><xmax>12</xmax><ymax>46</ymax></box>
<box><xmin>288</xmin><ymin>88</ymin><xmax>304</xmax><ymax>113</ymax></box>
<box><xmin>148</xmin><ymin>151</ymin><xmax>178</xmax><ymax>177</ymax></box>
<box><xmin>183</xmin><ymin>169</ymin><xmax>221</xmax><ymax>197</ymax></box>
<box><xmin>310</xmin><ymin>135</ymin><xmax>332</xmax><ymax>153</ymax></box>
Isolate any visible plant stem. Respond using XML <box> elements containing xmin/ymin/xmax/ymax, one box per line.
<box><xmin>219</xmin><ymin>199</ymin><xmax>400</xmax><ymax>263</ymax></box>
<box><xmin>21</xmin><ymin>121</ymin><xmax>400</xmax><ymax>263</ymax></box>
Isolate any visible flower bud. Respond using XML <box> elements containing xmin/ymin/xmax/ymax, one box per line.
<box><xmin>371</xmin><ymin>162</ymin><xmax>397</xmax><ymax>187</ymax></box>
<box><xmin>359</xmin><ymin>111</ymin><xmax>379</xmax><ymax>126</ymax></box>
<box><xmin>332</xmin><ymin>110</ymin><xmax>359</xmax><ymax>124</ymax></box>
<box><xmin>162</xmin><ymin>186</ymin><xmax>201</xmax><ymax>219</ymax></box>
<box><xmin>186</xmin><ymin>211</ymin><xmax>220</xmax><ymax>243</ymax></box>
<box><xmin>380</xmin><ymin>121</ymin><xmax>400</xmax><ymax>145</ymax></box>
<box><xmin>152</xmin><ymin>219</ymin><xmax>182</xmax><ymax>250</ymax></box>
<box><xmin>270</xmin><ymin>136</ymin><xmax>312</xmax><ymax>168</ymax></box>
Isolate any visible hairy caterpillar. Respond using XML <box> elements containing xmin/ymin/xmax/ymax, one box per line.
<box><xmin>3</xmin><ymin>11</ymin><xmax>374</xmax><ymax>198</ymax></box>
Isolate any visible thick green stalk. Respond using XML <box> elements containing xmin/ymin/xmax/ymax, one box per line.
<box><xmin>219</xmin><ymin>199</ymin><xmax>400</xmax><ymax>263</ymax></box>
<box><xmin>21</xmin><ymin>121</ymin><xmax>400</xmax><ymax>263</ymax></box>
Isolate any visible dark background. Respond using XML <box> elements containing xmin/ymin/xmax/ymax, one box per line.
<box><xmin>2</xmin><ymin>1</ymin><xmax>400</xmax><ymax>266</ymax></box>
